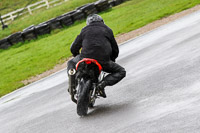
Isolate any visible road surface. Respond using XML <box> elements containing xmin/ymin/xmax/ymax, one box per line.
<box><xmin>1</xmin><ymin>10</ymin><xmax>200</xmax><ymax>133</ymax></box>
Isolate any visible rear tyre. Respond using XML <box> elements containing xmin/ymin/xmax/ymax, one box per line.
<box><xmin>88</xmin><ymin>90</ymin><xmax>95</xmax><ymax>108</ymax></box>
<box><xmin>77</xmin><ymin>79</ymin><xmax>91</xmax><ymax>116</ymax></box>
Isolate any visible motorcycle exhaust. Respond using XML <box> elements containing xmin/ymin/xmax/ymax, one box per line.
<box><xmin>68</xmin><ymin>69</ymin><xmax>76</xmax><ymax>94</ymax></box>
<box><xmin>68</xmin><ymin>69</ymin><xmax>77</xmax><ymax>103</ymax></box>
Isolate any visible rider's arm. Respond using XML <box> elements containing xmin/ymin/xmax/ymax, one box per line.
<box><xmin>110</xmin><ymin>33</ymin><xmax>119</xmax><ymax>62</ymax></box>
<box><xmin>70</xmin><ymin>35</ymin><xmax>82</xmax><ymax>57</ymax></box>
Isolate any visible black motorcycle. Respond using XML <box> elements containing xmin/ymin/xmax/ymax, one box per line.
<box><xmin>68</xmin><ymin>58</ymin><xmax>105</xmax><ymax>116</ymax></box>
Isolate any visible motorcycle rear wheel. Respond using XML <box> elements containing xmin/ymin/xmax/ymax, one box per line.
<box><xmin>77</xmin><ymin>79</ymin><xmax>91</xmax><ymax>116</ymax></box>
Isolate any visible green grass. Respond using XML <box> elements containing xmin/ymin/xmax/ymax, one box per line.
<box><xmin>0</xmin><ymin>0</ymin><xmax>200</xmax><ymax>97</ymax></box>
<box><xmin>0</xmin><ymin>0</ymin><xmax>41</xmax><ymax>15</ymax></box>
<box><xmin>0</xmin><ymin>0</ymin><xmax>97</xmax><ymax>39</ymax></box>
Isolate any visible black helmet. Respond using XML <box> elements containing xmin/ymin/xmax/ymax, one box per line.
<box><xmin>86</xmin><ymin>14</ymin><xmax>104</xmax><ymax>25</ymax></box>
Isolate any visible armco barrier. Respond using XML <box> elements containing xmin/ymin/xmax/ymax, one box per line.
<box><xmin>113</xmin><ymin>0</ymin><xmax>123</xmax><ymax>6</ymax></box>
<box><xmin>0</xmin><ymin>0</ymin><xmax>127</xmax><ymax>49</ymax></box>
<box><xmin>94</xmin><ymin>0</ymin><xmax>110</xmax><ymax>12</ymax></box>
<box><xmin>8</xmin><ymin>32</ymin><xmax>24</xmax><ymax>44</ymax></box>
<box><xmin>22</xmin><ymin>27</ymin><xmax>37</xmax><ymax>41</ymax></box>
<box><xmin>109</xmin><ymin>0</ymin><xmax>115</xmax><ymax>7</ymax></box>
<box><xmin>57</xmin><ymin>15</ymin><xmax>73</xmax><ymax>27</ymax></box>
<box><xmin>35</xmin><ymin>23</ymin><xmax>51</xmax><ymax>36</ymax></box>
<box><xmin>46</xmin><ymin>18</ymin><xmax>63</xmax><ymax>30</ymax></box>
<box><xmin>77</xmin><ymin>3</ymin><xmax>98</xmax><ymax>17</ymax></box>
<box><xmin>69</xmin><ymin>10</ymin><xmax>85</xmax><ymax>22</ymax></box>
<box><xmin>0</xmin><ymin>38</ymin><xmax>11</xmax><ymax>49</ymax></box>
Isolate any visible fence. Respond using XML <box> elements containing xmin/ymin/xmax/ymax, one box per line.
<box><xmin>1</xmin><ymin>0</ymin><xmax>68</xmax><ymax>25</ymax></box>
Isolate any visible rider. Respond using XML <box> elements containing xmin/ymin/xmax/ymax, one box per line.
<box><xmin>67</xmin><ymin>14</ymin><xmax>126</xmax><ymax>98</ymax></box>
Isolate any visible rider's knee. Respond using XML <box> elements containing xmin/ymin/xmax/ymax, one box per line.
<box><xmin>67</xmin><ymin>59</ymin><xmax>75</xmax><ymax>72</ymax></box>
<box><xmin>67</xmin><ymin>59</ymin><xmax>73</xmax><ymax>66</ymax></box>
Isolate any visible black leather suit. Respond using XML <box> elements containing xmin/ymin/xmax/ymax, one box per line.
<box><xmin>67</xmin><ymin>21</ymin><xmax>126</xmax><ymax>86</ymax></box>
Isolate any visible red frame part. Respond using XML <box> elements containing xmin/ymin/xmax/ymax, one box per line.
<box><xmin>76</xmin><ymin>58</ymin><xmax>102</xmax><ymax>73</ymax></box>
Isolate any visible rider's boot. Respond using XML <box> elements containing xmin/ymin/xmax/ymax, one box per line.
<box><xmin>97</xmin><ymin>81</ymin><xmax>107</xmax><ymax>98</ymax></box>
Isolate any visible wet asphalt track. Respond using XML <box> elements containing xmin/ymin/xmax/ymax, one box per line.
<box><xmin>1</xmin><ymin>10</ymin><xmax>200</xmax><ymax>133</ymax></box>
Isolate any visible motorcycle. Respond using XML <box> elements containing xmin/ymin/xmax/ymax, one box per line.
<box><xmin>68</xmin><ymin>58</ymin><xmax>105</xmax><ymax>116</ymax></box>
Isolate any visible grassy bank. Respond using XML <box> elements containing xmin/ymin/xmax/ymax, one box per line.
<box><xmin>0</xmin><ymin>0</ymin><xmax>200</xmax><ymax>97</ymax></box>
<box><xmin>0</xmin><ymin>0</ymin><xmax>97</xmax><ymax>39</ymax></box>
<box><xmin>0</xmin><ymin>0</ymin><xmax>41</xmax><ymax>15</ymax></box>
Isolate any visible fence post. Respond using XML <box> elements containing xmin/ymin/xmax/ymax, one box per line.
<box><xmin>10</xmin><ymin>14</ymin><xmax>14</xmax><ymax>20</ymax></box>
<box><xmin>44</xmin><ymin>0</ymin><xmax>50</xmax><ymax>9</ymax></box>
<box><xmin>27</xmin><ymin>6</ymin><xmax>33</xmax><ymax>15</ymax></box>
<box><xmin>0</xmin><ymin>14</ymin><xmax>8</xmax><ymax>30</ymax></box>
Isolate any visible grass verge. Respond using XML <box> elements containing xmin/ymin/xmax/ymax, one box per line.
<box><xmin>0</xmin><ymin>0</ymin><xmax>97</xmax><ymax>39</ymax></box>
<box><xmin>0</xmin><ymin>0</ymin><xmax>200</xmax><ymax>97</ymax></box>
<box><xmin>0</xmin><ymin>0</ymin><xmax>41</xmax><ymax>15</ymax></box>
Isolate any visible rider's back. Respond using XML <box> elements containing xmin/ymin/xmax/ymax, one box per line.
<box><xmin>79</xmin><ymin>22</ymin><xmax>113</xmax><ymax>61</ymax></box>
